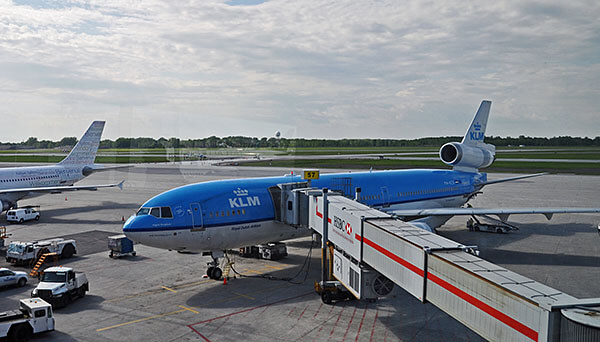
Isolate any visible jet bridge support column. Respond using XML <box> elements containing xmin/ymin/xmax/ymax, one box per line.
<box><xmin>321</xmin><ymin>188</ymin><xmax>329</xmax><ymax>283</ymax></box>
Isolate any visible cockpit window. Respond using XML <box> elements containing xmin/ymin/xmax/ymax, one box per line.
<box><xmin>161</xmin><ymin>207</ymin><xmax>173</xmax><ymax>218</ymax></box>
<box><xmin>150</xmin><ymin>207</ymin><xmax>160</xmax><ymax>217</ymax></box>
<box><xmin>137</xmin><ymin>207</ymin><xmax>150</xmax><ymax>216</ymax></box>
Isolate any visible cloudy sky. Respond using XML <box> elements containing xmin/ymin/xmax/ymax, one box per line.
<box><xmin>0</xmin><ymin>0</ymin><xmax>598</xmax><ymax>141</ymax></box>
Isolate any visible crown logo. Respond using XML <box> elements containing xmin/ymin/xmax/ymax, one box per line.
<box><xmin>474</xmin><ymin>123</ymin><xmax>481</xmax><ymax>131</ymax></box>
<box><xmin>233</xmin><ymin>188</ymin><xmax>249</xmax><ymax>196</ymax></box>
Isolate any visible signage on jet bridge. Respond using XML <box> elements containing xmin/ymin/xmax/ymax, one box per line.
<box><xmin>302</xmin><ymin>169</ymin><xmax>320</xmax><ymax>180</ymax></box>
<box><xmin>310</xmin><ymin>195</ymin><xmax>389</xmax><ymax>259</ymax></box>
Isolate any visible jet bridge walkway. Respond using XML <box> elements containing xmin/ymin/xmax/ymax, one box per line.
<box><xmin>278</xmin><ymin>183</ymin><xmax>600</xmax><ymax>342</ymax></box>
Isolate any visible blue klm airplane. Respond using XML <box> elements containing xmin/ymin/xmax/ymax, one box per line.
<box><xmin>123</xmin><ymin>101</ymin><xmax>600</xmax><ymax>279</ymax></box>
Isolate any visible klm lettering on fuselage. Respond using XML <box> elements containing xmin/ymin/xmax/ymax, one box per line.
<box><xmin>229</xmin><ymin>188</ymin><xmax>261</xmax><ymax>208</ymax></box>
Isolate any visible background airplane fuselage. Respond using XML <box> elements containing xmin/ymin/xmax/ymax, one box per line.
<box><xmin>124</xmin><ymin>169</ymin><xmax>484</xmax><ymax>252</ymax></box>
<box><xmin>0</xmin><ymin>165</ymin><xmax>85</xmax><ymax>204</ymax></box>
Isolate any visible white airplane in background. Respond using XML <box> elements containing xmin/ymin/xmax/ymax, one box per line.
<box><xmin>0</xmin><ymin>121</ymin><xmax>124</xmax><ymax>212</ymax></box>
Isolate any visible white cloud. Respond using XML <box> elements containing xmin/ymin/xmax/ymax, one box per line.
<box><xmin>0</xmin><ymin>0</ymin><xmax>598</xmax><ymax>141</ymax></box>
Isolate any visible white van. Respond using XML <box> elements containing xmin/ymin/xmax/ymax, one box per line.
<box><xmin>6</xmin><ymin>208</ymin><xmax>40</xmax><ymax>223</ymax></box>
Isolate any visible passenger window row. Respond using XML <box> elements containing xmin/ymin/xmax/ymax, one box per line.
<box><xmin>1</xmin><ymin>175</ymin><xmax>58</xmax><ymax>182</ymax></box>
<box><xmin>208</xmin><ymin>209</ymin><xmax>246</xmax><ymax>219</ymax></box>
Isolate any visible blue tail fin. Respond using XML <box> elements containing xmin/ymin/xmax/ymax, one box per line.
<box><xmin>461</xmin><ymin>100</ymin><xmax>491</xmax><ymax>146</ymax></box>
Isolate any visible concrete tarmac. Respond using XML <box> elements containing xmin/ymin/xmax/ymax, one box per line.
<box><xmin>0</xmin><ymin>163</ymin><xmax>598</xmax><ymax>341</ymax></box>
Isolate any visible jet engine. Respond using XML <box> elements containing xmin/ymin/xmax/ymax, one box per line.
<box><xmin>439</xmin><ymin>142</ymin><xmax>495</xmax><ymax>170</ymax></box>
<box><xmin>0</xmin><ymin>200</ymin><xmax>10</xmax><ymax>212</ymax></box>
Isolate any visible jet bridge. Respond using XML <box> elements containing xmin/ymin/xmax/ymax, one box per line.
<box><xmin>294</xmin><ymin>191</ymin><xmax>600</xmax><ymax>342</ymax></box>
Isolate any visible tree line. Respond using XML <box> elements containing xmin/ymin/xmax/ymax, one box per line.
<box><xmin>2</xmin><ymin>135</ymin><xmax>600</xmax><ymax>150</ymax></box>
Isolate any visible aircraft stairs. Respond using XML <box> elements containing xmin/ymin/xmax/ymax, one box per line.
<box><xmin>29</xmin><ymin>252</ymin><xmax>59</xmax><ymax>277</ymax></box>
<box><xmin>275</xmin><ymin>181</ymin><xmax>600</xmax><ymax>342</ymax></box>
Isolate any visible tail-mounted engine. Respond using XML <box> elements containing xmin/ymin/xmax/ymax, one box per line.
<box><xmin>439</xmin><ymin>142</ymin><xmax>495</xmax><ymax>171</ymax></box>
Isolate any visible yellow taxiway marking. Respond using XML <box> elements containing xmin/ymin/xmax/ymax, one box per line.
<box><xmin>232</xmin><ymin>291</ymin><xmax>255</xmax><ymax>300</ymax></box>
<box><xmin>178</xmin><ymin>305</ymin><xmax>199</xmax><ymax>314</ymax></box>
<box><xmin>96</xmin><ymin>308</ymin><xmax>187</xmax><ymax>332</ymax></box>
<box><xmin>264</xmin><ymin>265</ymin><xmax>284</xmax><ymax>270</ymax></box>
<box><xmin>161</xmin><ymin>286</ymin><xmax>177</xmax><ymax>293</ymax></box>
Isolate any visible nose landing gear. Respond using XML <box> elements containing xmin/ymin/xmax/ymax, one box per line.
<box><xmin>206</xmin><ymin>251</ymin><xmax>224</xmax><ymax>280</ymax></box>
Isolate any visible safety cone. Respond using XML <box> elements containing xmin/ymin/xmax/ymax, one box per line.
<box><xmin>223</xmin><ymin>277</ymin><xmax>227</xmax><ymax>285</ymax></box>
<box><xmin>121</xmin><ymin>216</ymin><xmax>125</xmax><ymax>221</ymax></box>
<box><xmin>64</xmin><ymin>196</ymin><xmax>67</xmax><ymax>201</ymax></box>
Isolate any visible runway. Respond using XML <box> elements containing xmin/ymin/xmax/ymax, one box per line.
<box><xmin>0</xmin><ymin>163</ymin><xmax>598</xmax><ymax>341</ymax></box>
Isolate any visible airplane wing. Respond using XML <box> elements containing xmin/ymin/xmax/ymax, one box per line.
<box><xmin>390</xmin><ymin>207</ymin><xmax>600</xmax><ymax>221</ymax></box>
<box><xmin>0</xmin><ymin>181</ymin><xmax>124</xmax><ymax>195</ymax></box>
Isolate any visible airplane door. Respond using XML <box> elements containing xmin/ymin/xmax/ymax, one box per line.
<box><xmin>380</xmin><ymin>187</ymin><xmax>390</xmax><ymax>207</ymax></box>
<box><xmin>190</xmin><ymin>203</ymin><xmax>203</xmax><ymax>229</ymax></box>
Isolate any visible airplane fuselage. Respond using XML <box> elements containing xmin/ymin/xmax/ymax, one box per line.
<box><xmin>0</xmin><ymin>165</ymin><xmax>85</xmax><ymax>205</ymax></box>
<box><xmin>123</xmin><ymin>169</ymin><xmax>485</xmax><ymax>252</ymax></box>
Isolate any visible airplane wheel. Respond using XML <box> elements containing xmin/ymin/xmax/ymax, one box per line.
<box><xmin>321</xmin><ymin>290</ymin><xmax>333</xmax><ymax>305</ymax></box>
<box><xmin>207</xmin><ymin>267</ymin><xmax>214</xmax><ymax>278</ymax></box>
<box><xmin>496</xmin><ymin>228</ymin><xmax>503</xmax><ymax>234</ymax></box>
<box><xmin>210</xmin><ymin>267</ymin><xmax>222</xmax><ymax>280</ymax></box>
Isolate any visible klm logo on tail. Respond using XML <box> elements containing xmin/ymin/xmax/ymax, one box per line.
<box><xmin>462</xmin><ymin>101</ymin><xmax>491</xmax><ymax>146</ymax></box>
<box><xmin>469</xmin><ymin>122</ymin><xmax>484</xmax><ymax>141</ymax></box>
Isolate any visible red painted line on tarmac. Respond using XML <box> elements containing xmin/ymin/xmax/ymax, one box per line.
<box><xmin>313</xmin><ymin>302</ymin><xmax>323</xmax><ymax>318</ymax></box>
<box><xmin>186</xmin><ymin>292</ymin><xmax>312</xmax><ymax>341</ymax></box>
<box><xmin>297</xmin><ymin>305</ymin><xmax>309</xmax><ymax>321</ymax></box>
<box><xmin>342</xmin><ymin>305</ymin><xmax>358</xmax><ymax>341</ymax></box>
<box><xmin>369</xmin><ymin>308</ymin><xmax>379</xmax><ymax>342</ymax></box>
<box><xmin>207</xmin><ymin>315</ymin><xmax>231</xmax><ymax>339</ymax></box>
<box><xmin>354</xmin><ymin>302</ymin><xmax>369</xmax><ymax>342</ymax></box>
<box><xmin>315</xmin><ymin>303</ymin><xmax>337</xmax><ymax>339</ymax></box>
<box><xmin>329</xmin><ymin>303</ymin><xmax>346</xmax><ymax>337</ymax></box>
<box><xmin>288</xmin><ymin>306</ymin><xmax>295</xmax><ymax>317</ymax></box>
<box><xmin>356</xmin><ymin>233</ymin><xmax>539</xmax><ymax>341</ymax></box>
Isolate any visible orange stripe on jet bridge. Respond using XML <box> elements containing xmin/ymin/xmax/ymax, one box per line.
<box><xmin>355</xmin><ymin>233</ymin><xmax>538</xmax><ymax>341</ymax></box>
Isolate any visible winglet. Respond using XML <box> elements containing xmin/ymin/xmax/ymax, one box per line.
<box><xmin>461</xmin><ymin>100</ymin><xmax>491</xmax><ymax>146</ymax></box>
<box><xmin>118</xmin><ymin>180</ymin><xmax>124</xmax><ymax>190</ymax></box>
<box><xmin>59</xmin><ymin>121</ymin><xmax>105</xmax><ymax>166</ymax></box>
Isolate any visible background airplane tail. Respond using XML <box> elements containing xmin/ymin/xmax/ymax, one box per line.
<box><xmin>439</xmin><ymin>101</ymin><xmax>495</xmax><ymax>172</ymax></box>
<box><xmin>58</xmin><ymin>121</ymin><xmax>105</xmax><ymax>166</ymax></box>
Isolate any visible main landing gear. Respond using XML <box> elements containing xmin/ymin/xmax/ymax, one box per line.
<box><xmin>206</xmin><ymin>251</ymin><xmax>223</xmax><ymax>280</ymax></box>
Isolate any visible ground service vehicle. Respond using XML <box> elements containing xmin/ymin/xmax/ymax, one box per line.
<box><xmin>31</xmin><ymin>267</ymin><xmax>89</xmax><ymax>307</ymax></box>
<box><xmin>6</xmin><ymin>208</ymin><xmax>39</xmax><ymax>224</ymax></box>
<box><xmin>5</xmin><ymin>238</ymin><xmax>77</xmax><ymax>265</ymax></box>
<box><xmin>0</xmin><ymin>298</ymin><xmax>54</xmax><ymax>342</ymax></box>
<box><xmin>239</xmin><ymin>242</ymin><xmax>288</xmax><ymax>260</ymax></box>
<box><xmin>0</xmin><ymin>268</ymin><xmax>28</xmax><ymax>288</ymax></box>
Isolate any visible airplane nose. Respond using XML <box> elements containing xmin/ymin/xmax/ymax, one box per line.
<box><xmin>122</xmin><ymin>215</ymin><xmax>141</xmax><ymax>242</ymax></box>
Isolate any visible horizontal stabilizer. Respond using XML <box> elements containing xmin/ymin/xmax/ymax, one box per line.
<box><xmin>477</xmin><ymin>173</ymin><xmax>549</xmax><ymax>186</ymax></box>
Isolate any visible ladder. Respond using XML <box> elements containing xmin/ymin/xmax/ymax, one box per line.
<box><xmin>222</xmin><ymin>259</ymin><xmax>235</xmax><ymax>279</ymax></box>
<box><xmin>29</xmin><ymin>252</ymin><xmax>59</xmax><ymax>277</ymax></box>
